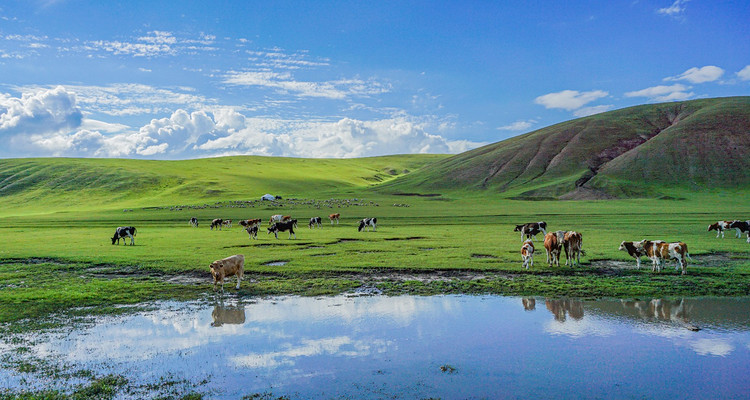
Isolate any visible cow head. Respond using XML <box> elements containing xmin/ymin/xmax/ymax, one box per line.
<box><xmin>513</xmin><ymin>225</ymin><xmax>524</xmax><ymax>232</ymax></box>
<box><xmin>111</xmin><ymin>234</ymin><xmax>118</xmax><ymax>245</ymax></box>
<box><xmin>707</xmin><ymin>223</ymin><xmax>719</xmax><ymax>231</ymax></box>
<box><xmin>267</xmin><ymin>225</ymin><xmax>278</xmax><ymax>234</ymax></box>
<box><xmin>209</xmin><ymin>260</ymin><xmax>224</xmax><ymax>277</ymax></box>
<box><xmin>618</xmin><ymin>241</ymin><xmax>628</xmax><ymax>251</ymax></box>
<box><xmin>358</xmin><ymin>221</ymin><xmax>365</xmax><ymax>232</ymax></box>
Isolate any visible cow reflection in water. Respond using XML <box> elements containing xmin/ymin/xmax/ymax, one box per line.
<box><xmin>545</xmin><ymin>299</ymin><xmax>584</xmax><ymax>322</ymax></box>
<box><xmin>210</xmin><ymin>303</ymin><xmax>247</xmax><ymax>327</ymax></box>
<box><xmin>620</xmin><ymin>298</ymin><xmax>699</xmax><ymax>331</ymax></box>
<box><xmin>522</xmin><ymin>297</ymin><xmax>536</xmax><ymax>311</ymax></box>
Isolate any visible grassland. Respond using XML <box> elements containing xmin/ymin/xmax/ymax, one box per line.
<box><xmin>1</xmin><ymin>153</ymin><xmax>750</xmax><ymax>399</ymax></box>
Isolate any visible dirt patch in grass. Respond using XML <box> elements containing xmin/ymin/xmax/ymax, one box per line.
<box><xmin>472</xmin><ymin>253</ymin><xmax>498</xmax><ymax>259</ymax></box>
<box><xmin>384</xmin><ymin>236</ymin><xmax>426</xmax><ymax>241</ymax></box>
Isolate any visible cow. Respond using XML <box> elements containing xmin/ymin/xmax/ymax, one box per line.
<box><xmin>268</xmin><ymin>220</ymin><xmax>297</xmax><ymax>239</ymax></box>
<box><xmin>563</xmin><ymin>231</ymin><xmax>585</xmax><ymax>267</ymax></box>
<box><xmin>640</xmin><ymin>240</ymin><xmax>690</xmax><ymax>275</ymax></box>
<box><xmin>358</xmin><ymin>217</ymin><xmax>377</xmax><ymax>232</ymax></box>
<box><xmin>268</xmin><ymin>214</ymin><xmax>284</xmax><ymax>225</ymax></box>
<box><xmin>521</xmin><ymin>240</ymin><xmax>534</xmax><ymax>270</ymax></box>
<box><xmin>209</xmin><ymin>254</ymin><xmax>244</xmax><ymax>290</ymax></box>
<box><xmin>111</xmin><ymin>226</ymin><xmax>136</xmax><ymax>245</ymax></box>
<box><xmin>210</xmin><ymin>219</ymin><xmax>224</xmax><ymax>230</ymax></box>
<box><xmin>543</xmin><ymin>231</ymin><xmax>562</xmax><ymax>267</ymax></box>
<box><xmin>245</xmin><ymin>225</ymin><xmax>258</xmax><ymax>239</ymax></box>
<box><xmin>309</xmin><ymin>217</ymin><xmax>322</xmax><ymax>228</ymax></box>
<box><xmin>707</xmin><ymin>220</ymin><xmax>738</xmax><ymax>238</ymax></box>
<box><xmin>239</xmin><ymin>218</ymin><xmax>262</xmax><ymax>229</ymax></box>
<box><xmin>189</xmin><ymin>217</ymin><xmax>199</xmax><ymax>227</ymax></box>
<box><xmin>729</xmin><ymin>220</ymin><xmax>750</xmax><ymax>243</ymax></box>
<box><xmin>619</xmin><ymin>240</ymin><xmax>664</xmax><ymax>269</ymax></box>
<box><xmin>513</xmin><ymin>221</ymin><xmax>547</xmax><ymax>241</ymax></box>
<box><xmin>329</xmin><ymin>213</ymin><xmax>340</xmax><ymax>225</ymax></box>
<box><xmin>222</xmin><ymin>219</ymin><xmax>233</xmax><ymax>229</ymax></box>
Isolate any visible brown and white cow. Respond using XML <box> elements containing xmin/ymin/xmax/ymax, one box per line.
<box><xmin>619</xmin><ymin>240</ymin><xmax>664</xmax><ymax>269</ymax></box>
<box><xmin>209</xmin><ymin>254</ymin><xmax>244</xmax><ymax>290</ymax></box>
<box><xmin>708</xmin><ymin>220</ymin><xmax>737</xmax><ymax>238</ymax></box>
<box><xmin>210</xmin><ymin>218</ymin><xmax>224</xmax><ymax>230</ymax></box>
<box><xmin>268</xmin><ymin>214</ymin><xmax>284</xmax><ymax>225</ymax></box>
<box><xmin>222</xmin><ymin>219</ymin><xmax>233</xmax><ymax>229</ymax></box>
<box><xmin>239</xmin><ymin>218</ymin><xmax>262</xmax><ymax>229</ymax></box>
<box><xmin>329</xmin><ymin>213</ymin><xmax>340</xmax><ymax>225</ymax></box>
<box><xmin>640</xmin><ymin>240</ymin><xmax>690</xmax><ymax>275</ymax></box>
<box><xmin>563</xmin><ymin>231</ymin><xmax>585</xmax><ymax>267</ymax></box>
<box><xmin>543</xmin><ymin>231</ymin><xmax>563</xmax><ymax>267</ymax></box>
<box><xmin>513</xmin><ymin>221</ymin><xmax>547</xmax><ymax>241</ymax></box>
<box><xmin>521</xmin><ymin>240</ymin><xmax>534</xmax><ymax>270</ymax></box>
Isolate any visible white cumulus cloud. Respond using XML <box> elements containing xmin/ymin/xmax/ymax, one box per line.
<box><xmin>534</xmin><ymin>90</ymin><xmax>608</xmax><ymax>111</ymax></box>
<box><xmin>223</xmin><ymin>71</ymin><xmax>389</xmax><ymax>99</ymax></box>
<box><xmin>624</xmin><ymin>84</ymin><xmax>694</xmax><ymax>102</ymax></box>
<box><xmin>0</xmin><ymin>86</ymin><xmax>82</xmax><ymax>136</ymax></box>
<box><xmin>657</xmin><ymin>0</ymin><xmax>689</xmax><ymax>17</ymax></box>
<box><xmin>737</xmin><ymin>65</ymin><xmax>750</xmax><ymax>81</ymax></box>
<box><xmin>497</xmin><ymin>120</ymin><xmax>536</xmax><ymax>131</ymax></box>
<box><xmin>665</xmin><ymin>65</ymin><xmax>724</xmax><ymax>83</ymax></box>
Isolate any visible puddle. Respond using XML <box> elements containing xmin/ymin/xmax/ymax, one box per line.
<box><xmin>2</xmin><ymin>296</ymin><xmax>749</xmax><ymax>399</ymax></box>
<box><xmin>262</xmin><ymin>260</ymin><xmax>288</xmax><ymax>266</ymax></box>
<box><xmin>471</xmin><ymin>253</ymin><xmax>498</xmax><ymax>259</ymax></box>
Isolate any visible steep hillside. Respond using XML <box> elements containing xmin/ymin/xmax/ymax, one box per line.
<box><xmin>0</xmin><ymin>154</ymin><xmax>446</xmax><ymax>215</ymax></box>
<box><xmin>381</xmin><ymin>97</ymin><xmax>750</xmax><ymax>199</ymax></box>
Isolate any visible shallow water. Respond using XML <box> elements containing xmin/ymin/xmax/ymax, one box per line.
<box><xmin>2</xmin><ymin>295</ymin><xmax>750</xmax><ymax>399</ymax></box>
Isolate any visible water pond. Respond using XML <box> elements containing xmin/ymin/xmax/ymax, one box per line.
<box><xmin>2</xmin><ymin>295</ymin><xmax>749</xmax><ymax>399</ymax></box>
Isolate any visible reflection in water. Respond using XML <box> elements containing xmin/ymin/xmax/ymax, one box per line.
<box><xmin>210</xmin><ymin>302</ymin><xmax>246</xmax><ymax>327</ymax></box>
<box><xmin>2</xmin><ymin>296</ymin><xmax>749</xmax><ymax>399</ymax></box>
<box><xmin>544</xmin><ymin>298</ymin><xmax>584</xmax><ymax>321</ymax></box>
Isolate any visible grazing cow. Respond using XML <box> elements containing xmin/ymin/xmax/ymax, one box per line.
<box><xmin>329</xmin><ymin>213</ymin><xmax>340</xmax><ymax>225</ymax></box>
<box><xmin>521</xmin><ymin>240</ymin><xmax>534</xmax><ymax>270</ymax></box>
<box><xmin>513</xmin><ymin>221</ymin><xmax>548</xmax><ymax>241</ymax></box>
<box><xmin>245</xmin><ymin>225</ymin><xmax>258</xmax><ymax>239</ymax></box>
<box><xmin>641</xmin><ymin>240</ymin><xmax>690</xmax><ymax>275</ymax></box>
<box><xmin>358</xmin><ymin>217</ymin><xmax>377</xmax><ymax>232</ymax></box>
<box><xmin>729</xmin><ymin>220</ymin><xmax>750</xmax><ymax>243</ymax></box>
<box><xmin>239</xmin><ymin>218</ymin><xmax>262</xmax><ymax>229</ymax></box>
<box><xmin>268</xmin><ymin>214</ymin><xmax>284</xmax><ymax>225</ymax></box>
<box><xmin>268</xmin><ymin>220</ymin><xmax>297</xmax><ymax>239</ymax></box>
<box><xmin>111</xmin><ymin>226</ymin><xmax>137</xmax><ymax>245</ymax></box>
<box><xmin>563</xmin><ymin>231</ymin><xmax>585</xmax><ymax>266</ymax></box>
<box><xmin>543</xmin><ymin>232</ymin><xmax>562</xmax><ymax>267</ymax></box>
<box><xmin>222</xmin><ymin>219</ymin><xmax>233</xmax><ymax>229</ymax></box>
<box><xmin>209</xmin><ymin>254</ymin><xmax>244</xmax><ymax>290</ymax></box>
<box><xmin>619</xmin><ymin>240</ymin><xmax>664</xmax><ymax>269</ymax></box>
<box><xmin>210</xmin><ymin>219</ymin><xmax>224</xmax><ymax>230</ymax></box>
<box><xmin>189</xmin><ymin>217</ymin><xmax>199</xmax><ymax>227</ymax></box>
<box><xmin>309</xmin><ymin>217</ymin><xmax>322</xmax><ymax>228</ymax></box>
<box><xmin>708</xmin><ymin>220</ymin><xmax>737</xmax><ymax>238</ymax></box>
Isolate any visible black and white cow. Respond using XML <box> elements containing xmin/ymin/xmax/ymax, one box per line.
<box><xmin>245</xmin><ymin>225</ymin><xmax>258</xmax><ymax>240</ymax></box>
<box><xmin>210</xmin><ymin>219</ymin><xmax>223</xmax><ymax>230</ymax></box>
<box><xmin>268</xmin><ymin>220</ymin><xmax>297</xmax><ymax>239</ymax></box>
<box><xmin>189</xmin><ymin>217</ymin><xmax>199</xmax><ymax>227</ymax></box>
<box><xmin>111</xmin><ymin>226</ymin><xmax>136</xmax><ymax>245</ymax></box>
<box><xmin>358</xmin><ymin>217</ymin><xmax>377</xmax><ymax>232</ymax></box>
<box><xmin>729</xmin><ymin>220</ymin><xmax>750</xmax><ymax>243</ymax></box>
<box><xmin>309</xmin><ymin>217</ymin><xmax>322</xmax><ymax>228</ymax></box>
<box><xmin>513</xmin><ymin>221</ymin><xmax>547</xmax><ymax>241</ymax></box>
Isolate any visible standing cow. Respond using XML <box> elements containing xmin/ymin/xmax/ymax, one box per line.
<box><xmin>268</xmin><ymin>220</ymin><xmax>297</xmax><ymax>239</ymax></box>
<box><xmin>708</xmin><ymin>220</ymin><xmax>737</xmax><ymax>238</ymax></box>
<box><xmin>309</xmin><ymin>217</ymin><xmax>322</xmax><ymax>228</ymax></box>
<box><xmin>111</xmin><ymin>226</ymin><xmax>137</xmax><ymax>245</ymax></box>
<box><xmin>358</xmin><ymin>217</ymin><xmax>377</xmax><ymax>232</ymax></box>
<box><xmin>619</xmin><ymin>240</ymin><xmax>664</xmax><ymax>269</ymax></box>
<box><xmin>543</xmin><ymin>231</ymin><xmax>562</xmax><ymax>267</ymax></box>
<box><xmin>210</xmin><ymin>219</ymin><xmax>224</xmax><ymax>230</ymax></box>
<box><xmin>329</xmin><ymin>213</ymin><xmax>340</xmax><ymax>225</ymax></box>
<box><xmin>640</xmin><ymin>240</ymin><xmax>690</xmax><ymax>275</ymax></box>
<box><xmin>521</xmin><ymin>240</ymin><xmax>535</xmax><ymax>270</ymax></box>
<box><xmin>189</xmin><ymin>217</ymin><xmax>199</xmax><ymax>227</ymax></box>
<box><xmin>209</xmin><ymin>254</ymin><xmax>244</xmax><ymax>290</ymax></box>
<box><xmin>563</xmin><ymin>231</ymin><xmax>584</xmax><ymax>266</ymax></box>
<box><xmin>514</xmin><ymin>222</ymin><xmax>547</xmax><ymax>241</ymax></box>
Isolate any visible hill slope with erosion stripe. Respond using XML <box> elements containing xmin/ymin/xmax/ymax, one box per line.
<box><xmin>0</xmin><ymin>154</ymin><xmax>447</xmax><ymax>215</ymax></box>
<box><xmin>380</xmin><ymin>97</ymin><xmax>750</xmax><ymax>199</ymax></box>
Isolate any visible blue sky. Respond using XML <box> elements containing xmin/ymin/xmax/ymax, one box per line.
<box><xmin>0</xmin><ymin>0</ymin><xmax>748</xmax><ymax>159</ymax></box>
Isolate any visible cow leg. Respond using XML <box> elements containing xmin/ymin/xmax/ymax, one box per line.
<box><xmin>636</xmin><ymin>257</ymin><xmax>640</xmax><ymax>270</ymax></box>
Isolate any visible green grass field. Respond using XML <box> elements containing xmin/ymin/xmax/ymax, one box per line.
<box><xmin>1</xmin><ymin>156</ymin><xmax>750</xmax><ymax>327</ymax></box>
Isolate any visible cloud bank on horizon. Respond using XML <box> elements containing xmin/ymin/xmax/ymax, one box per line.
<box><xmin>0</xmin><ymin>1</ymin><xmax>747</xmax><ymax>159</ymax></box>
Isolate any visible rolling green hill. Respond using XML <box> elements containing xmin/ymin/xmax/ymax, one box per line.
<box><xmin>0</xmin><ymin>154</ymin><xmax>446</xmax><ymax>215</ymax></box>
<box><xmin>381</xmin><ymin>97</ymin><xmax>750</xmax><ymax>199</ymax></box>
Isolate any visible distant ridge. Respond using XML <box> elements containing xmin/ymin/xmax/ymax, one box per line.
<box><xmin>381</xmin><ymin>97</ymin><xmax>750</xmax><ymax>199</ymax></box>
